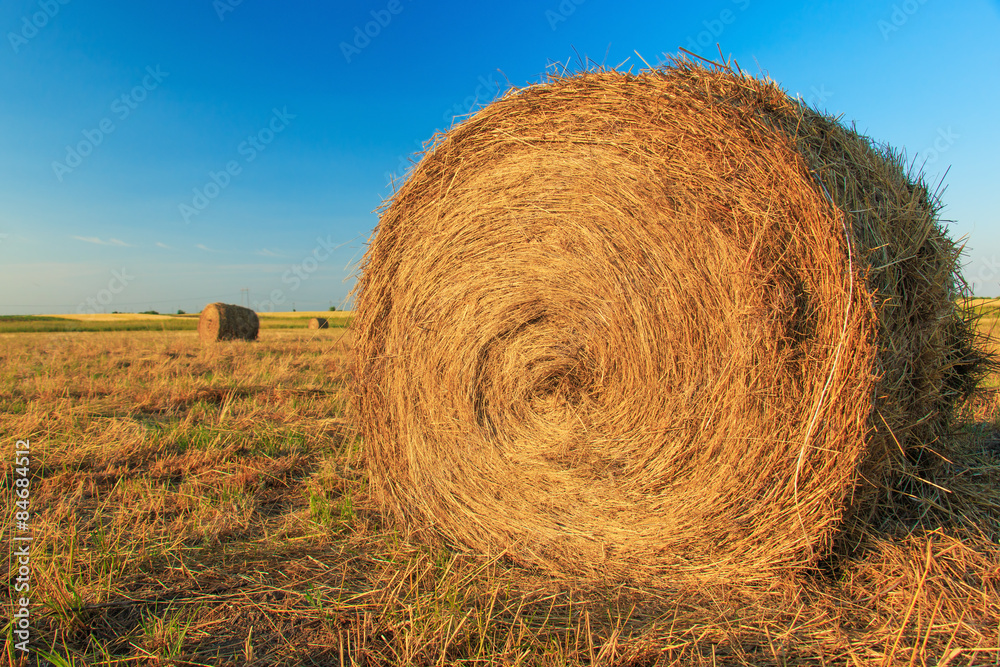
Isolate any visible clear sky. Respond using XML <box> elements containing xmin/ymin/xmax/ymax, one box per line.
<box><xmin>1</xmin><ymin>0</ymin><xmax>998</xmax><ymax>314</ymax></box>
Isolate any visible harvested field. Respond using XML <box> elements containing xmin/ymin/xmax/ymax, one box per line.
<box><xmin>1</xmin><ymin>327</ymin><xmax>999</xmax><ymax>665</ymax></box>
<box><xmin>0</xmin><ymin>313</ymin><xmax>353</xmax><ymax>334</ymax></box>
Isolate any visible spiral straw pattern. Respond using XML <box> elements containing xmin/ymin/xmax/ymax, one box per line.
<box><xmin>350</xmin><ymin>62</ymin><xmax>983</xmax><ymax>584</ymax></box>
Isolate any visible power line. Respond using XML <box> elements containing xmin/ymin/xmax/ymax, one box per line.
<box><xmin>0</xmin><ymin>294</ymin><xmax>238</xmax><ymax>308</ymax></box>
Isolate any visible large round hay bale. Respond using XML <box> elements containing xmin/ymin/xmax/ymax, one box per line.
<box><xmin>350</xmin><ymin>63</ymin><xmax>986</xmax><ymax>584</ymax></box>
<box><xmin>309</xmin><ymin>317</ymin><xmax>329</xmax><ymax>329</ymax></box>
<box><xmin>197</xmin><ymin>303</ymin><xmax>259</xmax><ymax>343</ymax></box>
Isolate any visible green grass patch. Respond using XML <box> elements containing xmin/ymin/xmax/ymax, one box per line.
<box><xmin>0</xmin><ymin>318</ymin><xmax>199</xmax><ymax>333</ymax></box>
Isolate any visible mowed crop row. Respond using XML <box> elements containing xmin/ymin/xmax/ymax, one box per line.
<box><xmin>1</xmin><ymin>326</ymin><xmax>999</xmax><ymax>665</ymax></box>
<box><xmin>0</xmin><ymin>312</ymin><xmax>351</xmax><ymax>334</ymax></box>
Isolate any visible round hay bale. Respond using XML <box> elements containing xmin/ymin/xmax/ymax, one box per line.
<box><xmin>198</xmin><ymin>303</ymin><xmax>259</xmax><ymax>343</ymax></box>
<box><xmin>309</xmin><ymin>317</ymin><xmax>329</xmax><ymax>329</ymax></box>
<box><xmin>350</xmin><ymin>63</ymin><xmax>986</xmax><ymax>584</ymax></box>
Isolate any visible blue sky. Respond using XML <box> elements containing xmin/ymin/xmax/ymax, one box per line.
<box><xmin>1</xmin><ymin>0</ymin><xmax>998</xmax><ymax>314</ymax></box>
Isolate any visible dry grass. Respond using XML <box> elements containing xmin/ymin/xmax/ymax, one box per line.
<box><xmin>260</xmin><ymin>312</ymin><xmax>348</xmax><ymax>320</ymax></box>
<box><xmin>48</xmin><ymin>314</ymin><xmax>182</xmax><ymax>322</ymax></box>
<box><xmin>38</xmin><ymin>312</ymin><xmax>351</xmax><ymax>322</ymax></box>
<box><xmin>351</xmin><ymin>61</ymin><xmax>988</xmax><ymax>586</ymax></box>
<box><xmin>1</xmin><ymin>326</ymin><xmax>999</xmax><ymax>665</ymax></box>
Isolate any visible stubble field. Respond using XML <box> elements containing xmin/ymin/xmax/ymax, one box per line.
<box><xmin>3</xmin><ymin>310</ymin><xmax>1000</xmax><ymax>666</ymax></box>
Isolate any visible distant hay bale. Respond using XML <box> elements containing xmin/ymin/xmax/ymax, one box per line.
<box><xmin>309</xmin><ymin>317</ymin><xmax>329</xmax><ymax>329</ymax></box>
<box><xmin>197</xmin><ymin>303</ymin><xmax>259</xmax><ymax>343</ymax></box>
<box><xmin>349</xmin><ymin>62</ymin><xmax>987</xmax><ymax>585</ymax></box>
